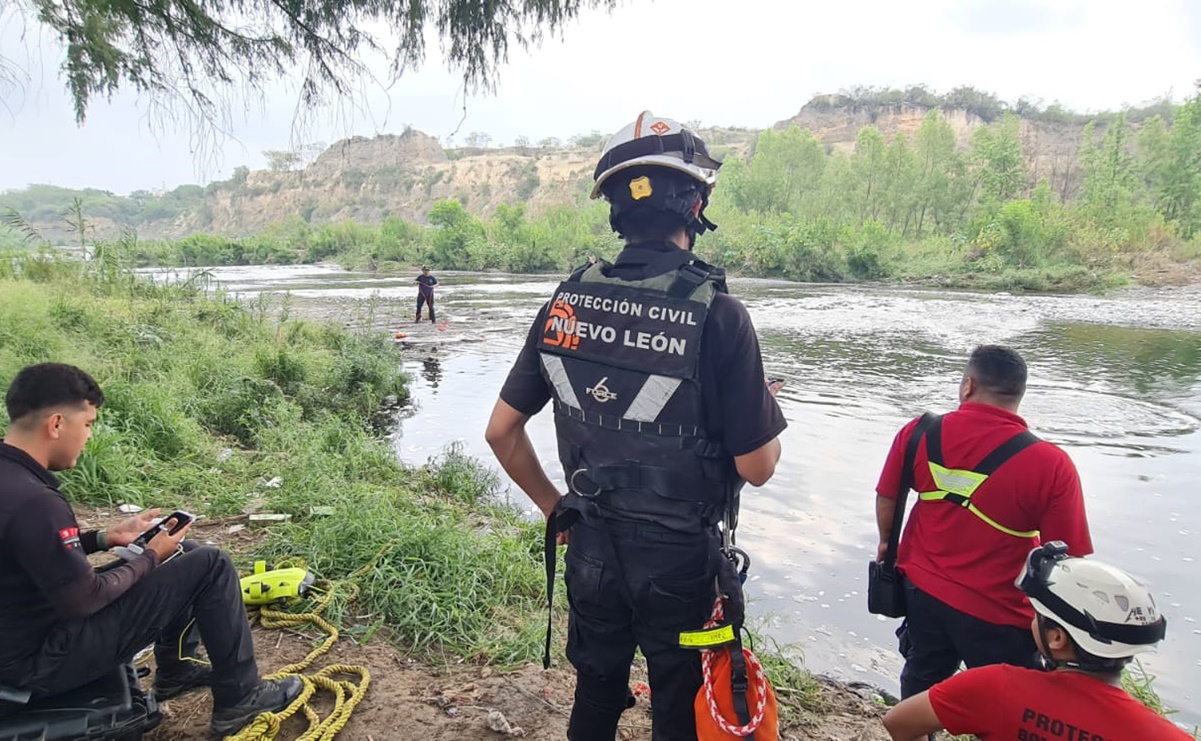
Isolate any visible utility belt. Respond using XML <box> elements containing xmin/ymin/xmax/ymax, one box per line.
<box><xmin>565</xmin><ymin>469</ymin><xmax>726</xmax><ymax>527</ymax></box>
<box><xmin>557</xmin><ymin>426</ymin><xmax>735</xmax><ymax>518</ymax></box>
<box><xmin>541</xmin><ymin>491</ymin><xmax>738</xmax><ymax>666</ymax></box>
<box><xmin>541</xmin><ymin>497</ymin><xmax>769</xmax><ymax>738</ymax></box>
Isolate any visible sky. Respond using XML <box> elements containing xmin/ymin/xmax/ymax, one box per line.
<box><xmin>1</xmin><ymin>0</ymin><xmax>1198</xmax><ymax>195</ymax></box>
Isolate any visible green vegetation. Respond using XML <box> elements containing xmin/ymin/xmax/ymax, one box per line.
<box><xmin>700</xmin><ymin>89</ymin><xmax>1201</xmax><ymax>291</ymax></box>
<box><xmin>0</xmin><ymin>179</ymin><xmax>228</xmax><ymax>227</ymax></box>
<box><xmin>1122</xmin><ymin>660</ymin><xmax>1175</xmax><ymax>719</ymax></box>
<box><xmin>0</xmin><ymin>225</ymin><xmax>26</xmax><ymax>251</ymax></box>
<box><xmin>13</xmin><ymin>0</ymin><xmax>619</xmax><ymax>124</ymax></box>
<box><xmin>744</xmin><ymin>629</ymin><xmax>824</xmax><ymax>722</ymax></box>
<box><xmin>0</xmin><ymin>249</ymin><xmax>553</xmax><ymax>661</ymax></box>
<box><xmin>5</xmin><ymin>87</ymin><xmax>1200</xmax><ymax>292</ymax></box>
<box><xmin>69</xmin><ymin>201</ymin><xmax>622</xmax><ymax>275</ymax></box>
<box><xmin>808</xmin><ymin>84</ymin><xmax>1179</xmax><ymax>126</ymax></box>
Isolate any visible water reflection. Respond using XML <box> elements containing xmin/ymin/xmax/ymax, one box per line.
<box><xmin>421</xmin><ymin>355</ymin><xmax>443</xmax><ymax>390</ymax></box>
<box><xmin>1025</xmin><ymin>324</ymin><xmax>1201</xmax><ymax>423</ymax></box>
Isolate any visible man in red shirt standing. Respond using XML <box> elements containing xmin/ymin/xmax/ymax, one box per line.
<box><xmin>883</xmin><ymin>542</ymin><xmax>1190</xmax><ymax>740</ymax></box>
<box><xmin>874</xmin><ymin>345</ymin><xmax>1093</xmax><ymax>701</ymax></box>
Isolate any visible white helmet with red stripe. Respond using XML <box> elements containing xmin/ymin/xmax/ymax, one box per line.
<box><xmin>591</xmin><ymin>111</ymin><xmax>721</xmax><ymax>200</ymax></box>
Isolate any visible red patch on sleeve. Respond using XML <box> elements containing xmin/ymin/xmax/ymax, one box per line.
<box><xmin>59</xmin><ymin>527</ymin><xmax>81</xmax><ymax>549</ymax></box>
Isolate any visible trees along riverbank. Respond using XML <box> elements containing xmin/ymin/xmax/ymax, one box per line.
<box><xmin>8</xmin><ymin>90</ymin><xmax>1200</xmax><ymax>293</ymax></box>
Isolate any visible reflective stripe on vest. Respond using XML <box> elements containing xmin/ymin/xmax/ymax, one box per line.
<box><xmin>535</xmin><ymin>253</ymin><xmax>735</xmax><ymax>516</ymax></box>
<box><xmin>917</xmin><ymin>415</ymin><xmax>1041</xmax><ymax>539</ymax></box>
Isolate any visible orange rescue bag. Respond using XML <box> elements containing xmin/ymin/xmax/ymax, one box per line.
<box><xmin>694</xmin><ymin>640</ymin><xmax>779</xmax><ymax>739</ymax></box>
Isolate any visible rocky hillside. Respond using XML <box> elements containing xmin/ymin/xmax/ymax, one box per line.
<box><xmin>12</xmin><ymin>91</ymin><xmax>1155</xmax><ymax>242</ymax></box>
<box><xmin>198</xmin><ymin>130</ymin><xmax>591</xmax><ymax>234</ymax></box>
<box><xmin>149</xmin><ymin>125</ymin><xmax>756</xmax><ymax>240</ymax></box>
<box><xmin>776</xmin><ymin>96</ymin><xmax>1091</xmax><ymax>200</ymax></box>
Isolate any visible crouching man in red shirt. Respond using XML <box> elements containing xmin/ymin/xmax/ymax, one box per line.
<box><xmin>874</xmin><ymin>345</ymin><xmax>1093</xmax><ymax>700</ymax></box>
<box><xmin>883</xmin><ymin>542</ymin><xmax>1191</xmax><ymax>740</ymax></box>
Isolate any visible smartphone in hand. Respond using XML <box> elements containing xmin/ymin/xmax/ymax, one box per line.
<box><xmin>130</xmin><ymin>511</ymin><xmax>195</xmax><ymax>550</ymax></box>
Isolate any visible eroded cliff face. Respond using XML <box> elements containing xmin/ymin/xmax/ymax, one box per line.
<box><xmin>26</xmin><ymin>103</ymin><xmax>1099</xmax><ymax>241</ymax></box>
<box><xmin>150</xmin><ymin>130</ymin><xmax>606</xmax><ymax>239</ymax></box>
<box><xmin>307</xmin><ymin>129</ymin><xmax>450</xmax><ymax>175</ymax></box>
<box><xmin>775</xmin><ymin>100</ymin><xmax>1091</xmax><ymax>199</ymax></box>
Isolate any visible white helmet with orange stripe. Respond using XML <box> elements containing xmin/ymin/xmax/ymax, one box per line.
<box><xmin>592</xmin><ymin>112</ymin><xmax>722</xmax><ymax>244</ymax></box>
<box><xmin>591</xmin><ymin>112</ymin><xmax>720</xmax><ymax>199</ymax></box>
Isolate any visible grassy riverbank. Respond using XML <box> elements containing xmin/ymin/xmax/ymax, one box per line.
<box><xmin>0</xmin><ymin>251</ymin><xmax>551</xmax><ymax>662</ymax></box>
<box><xmin>64</xmin><ymin>200</ymin><xmax>1201</xmax><ymax>295</ymax></box>
<box><xmin>0</xmin><ymin>252</ymin><xmax>847</xmax><ymax>734</ymax></box>
<box><xmin>0</xmin><ymin>252</ymin><xmax>1189</xmax><ymax>739</ymax></box>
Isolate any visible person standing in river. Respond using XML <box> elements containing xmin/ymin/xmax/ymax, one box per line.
<box><xmin>485</xmin><ymin>111</ymin><xmax>786</xmax><ymax>741</ymax></box>
<box><xmin>414</xmin><ymin>265</ymin><xmax>438</xmax><ymax>323</ymax></box>
<box><xmin>873</xmin><ymin>345</ymin><xmax>1094</xmax><ymax>704</ymax></box>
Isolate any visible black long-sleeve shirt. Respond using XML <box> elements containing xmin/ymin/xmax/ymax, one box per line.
<box><xmin>0</xmin><ymin>442</ymin><xmax>158</xmax><ymax>671</ymax></box>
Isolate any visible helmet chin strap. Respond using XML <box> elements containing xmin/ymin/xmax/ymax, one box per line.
<box><xmin>1036</xmin><ymin>615</ymin><xmax>1126</xmax><ymax>674</ymax></box>
<box><xmin>1036</xmin><ymin>617</ymin><xmax>1059</xmax><ymax>670</ymax></box>
<box><xmin>685</xmin><ymin>194</ymin><xmax>718</xmax><ymax>249</ymax></box>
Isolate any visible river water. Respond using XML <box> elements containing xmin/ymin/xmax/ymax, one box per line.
<box><xmin>163</xmin><ymin>264</ymin><xmax>1201</xmax><ymax>724</ymax></box>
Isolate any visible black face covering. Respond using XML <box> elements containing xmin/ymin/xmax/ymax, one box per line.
<box><xmin>604</xmin><ymin>169</ymin><xmax>719</xmax><ymax>249</ymax></box>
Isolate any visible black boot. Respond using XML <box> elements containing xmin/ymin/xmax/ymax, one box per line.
<box><xmin>154</xmin><ymin>661</ymin><xmax>213</xmax><ymax>701</ymax></box>
<box><xmin>210</xmin><ymin>676</ymin><xmax>303</xmax><ymax>736</ymax></box>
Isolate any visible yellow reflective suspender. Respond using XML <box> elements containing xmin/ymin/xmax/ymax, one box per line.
<box><xmin>916</xmin><ymin>416</ymin><xmax>1041</xmax><ymax>539</ymax></box>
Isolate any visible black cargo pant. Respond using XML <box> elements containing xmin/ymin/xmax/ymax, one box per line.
<box><xmin>25</xmin><ymin>542</ymin><xmax>259</xmax><ymax>708</ymax></box>
<box><xmin>898</xmin><ymin>577</ymin><xmax>1040</xmax><ymax>699</ymax></box>
<box><xmin>564</xmin><ymin>517</ymin><xmax>721</xmax><ymax>741</ymax></box>
<box><xmin>416</xmin><ymin>290</ymin><xmax>435</xmax><ymax>322</ymax></box>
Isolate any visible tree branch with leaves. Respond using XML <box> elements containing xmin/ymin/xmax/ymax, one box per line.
<box><xmin>7</xmin><ymin>0</ymin><xmax>619</xmax><ymax>125</ymax></box>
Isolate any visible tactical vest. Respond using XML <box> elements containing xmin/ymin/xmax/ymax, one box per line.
<box><xmin>536</xmin><ymin>252</ymin><xmax>740</xmax><ymax>531</ymax></box>
<box><xmin>916</xmin><ymin>415</ymin><xmax>1041</xmax><ymax>538</ymax></box>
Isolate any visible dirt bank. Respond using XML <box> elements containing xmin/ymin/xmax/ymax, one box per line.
<box><xmin>144</xmin><ymin>629</ymin><xmax>889</xmax><ymax>741</ymax></box>
<box><xmin>73</xmin><ymin>510</ymin><xmax>891</xmax><ymax>741</ymax></box>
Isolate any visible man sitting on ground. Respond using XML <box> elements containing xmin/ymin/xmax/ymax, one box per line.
<box><xmin>0</xmin><ymin>362</ymin><xmax>301</xmax><ymax>736</ymax></box>
<box><xmin>882</xmin><ymin>542</ymin><xmax>1190</xmax><ymax>740</ymax></box>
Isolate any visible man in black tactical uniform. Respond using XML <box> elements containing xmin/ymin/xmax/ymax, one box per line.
<box><xmin>0</xmin><ymin>363</ymin><xmax>301</xmax><ymax>737</ymax></box>
<box><xmin>486</xmin><ymin>112</ymin><xmax>786</xmax><ymax>741</ymax></box>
